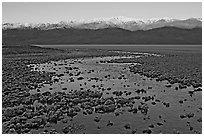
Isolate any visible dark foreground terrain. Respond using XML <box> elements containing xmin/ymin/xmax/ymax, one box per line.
<box><xmin>2</xmin><ymin>45</ymin><xmax>202</xmax><ymax>134</ymax></box>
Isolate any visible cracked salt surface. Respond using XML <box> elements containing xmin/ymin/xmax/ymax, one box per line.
<box><xmin>29</xmin><ymin>55</ymin><xmax>201</xmax><ymax>134</ymax></box>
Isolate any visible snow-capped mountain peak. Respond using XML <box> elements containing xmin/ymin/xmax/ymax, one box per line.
<box><xmin>2</xmin><ymin>17</ymin><xmax>202</xmax><ymax>31</ymax></box>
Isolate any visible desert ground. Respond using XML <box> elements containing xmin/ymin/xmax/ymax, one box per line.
<box><xmin>2</xmin><ymin>45</ymin><xmax>202</xmax><ymax>134</ymax></box>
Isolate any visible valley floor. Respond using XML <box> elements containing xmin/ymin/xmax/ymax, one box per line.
<box><xmin>2</xmin><ymin>45</ymin><xmax>202</xmax><ymax>134</ymax></box>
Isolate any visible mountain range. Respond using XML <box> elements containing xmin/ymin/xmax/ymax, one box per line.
<box><xmin>2</xmin><ymin>16</ymin><xmax>202</xmax><ymax>31</ymax></box>
<box><xmin>2</xmin><ymin>17</ymin><xmax>202</xmax><ymax>45</ymax></box>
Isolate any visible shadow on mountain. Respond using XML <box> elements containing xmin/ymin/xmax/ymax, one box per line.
<box><xmin>3</xmin><ymin>27</ymin><xmax>202</xmax><ymax>45</ymax></box>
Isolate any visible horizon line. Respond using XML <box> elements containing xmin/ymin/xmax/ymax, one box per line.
<box><xmin>2</xmin><ymin>16</ymin><xmax>202</xmax><ymax>24</ymax></box>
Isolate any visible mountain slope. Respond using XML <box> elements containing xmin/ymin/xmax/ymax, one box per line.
<box><xmin>3</xmin><ymin>27</ymin><xmax>202</xmax><ymax>45</ymax></box>
<box><xmin>2</xmin><ymin>17</ymin><xmax>202</xmax><ymax>31</ymax></box>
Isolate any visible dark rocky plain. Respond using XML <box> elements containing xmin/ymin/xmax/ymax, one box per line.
<box><xmin>2</xmin><ymin>45</ymin><xmax>202</xmax><ymax>134</ymax></box>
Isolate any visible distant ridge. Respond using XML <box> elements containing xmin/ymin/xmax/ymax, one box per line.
<box><xmin>3</xmin><ymin>27</ymin><xmax>202</xmax><ymax>45</ymax></box>
<box><xmin>2</xmin><ymin>17</ymin><xmax>202</xmax><ymax>31</ymax></box>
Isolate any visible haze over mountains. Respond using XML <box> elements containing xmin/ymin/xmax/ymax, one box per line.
<box><xmin>2</xmin><ymin>17</ymin><xmax>202</xmax><ymax>45</ymax></box>
<box><xmin>3</xmin><ymin>16</ymin><xmax>202</xmax><ymax>31</ymax></box>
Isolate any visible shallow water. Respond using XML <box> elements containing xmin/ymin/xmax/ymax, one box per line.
<box><xmin>29</xmin><ymin>55</ymin><xmax>202</xmax><ymax>134</ymax></box>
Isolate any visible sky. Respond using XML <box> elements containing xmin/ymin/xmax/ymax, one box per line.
<box><xmin>2</xmin><ymin>2</ymin><xmax>202</xmax><ymax>23</ymax></box>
